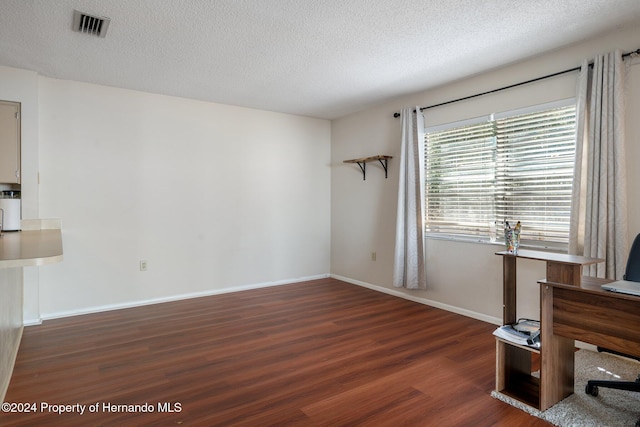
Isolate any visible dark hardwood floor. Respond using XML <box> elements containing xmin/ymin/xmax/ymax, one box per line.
<box><xmin>1</xmin><ymin>278</ymin><xmax>550</xmax><ymax>426</ymax></box>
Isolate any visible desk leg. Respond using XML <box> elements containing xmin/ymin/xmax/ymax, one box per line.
<box><xmin>540</xmin><ymin>283</ymin><xmax>575</xmax><ymax>410</ymax></box>
<box><xmin>503</xmin><ymin>256</ymin><xmax>517</xmax><ymax>325</ymax></box>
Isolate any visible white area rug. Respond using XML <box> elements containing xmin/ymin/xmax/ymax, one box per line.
<box><xmin>492</xmin><ymin>349</ymin><xmax>640</xmax><ymax>426</ymax></box>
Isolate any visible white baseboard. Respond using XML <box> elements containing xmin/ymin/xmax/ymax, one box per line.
<box><xmin>331</xmin><ymin>274</ymin><xmax>502</xmax><ymax>326</ymax></box>
<box><xmin>32</xmin><ymin>273</ymin><xmax>501</xmax><ymax>326</ymax></box>
<box><xmin>30</xmin><ymin>273</ymin><xmax>601</xmax><ymax>353</ymax></box>
<box><xmin>37</xmin><ymin>274</ymin><xmax>330</xmax><ymax>322</ymax></box>
<box><xmin>23</xmin><ymin>318</ymin><xmax>42</xmax><ymax>327</ymax></box>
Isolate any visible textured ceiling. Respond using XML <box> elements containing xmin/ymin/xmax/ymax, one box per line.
<box><xmin>1</xmin><ymin>0</ymin><xmax>640</xmax><ymax>119</ymax></box>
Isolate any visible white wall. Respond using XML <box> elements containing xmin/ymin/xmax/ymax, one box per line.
<box><xmin>331</xmin><ymin>23</ymin><xmax>640</xmax><ymax>324</ymax></box>
<box><xmin>37</xmin><ymin>78</ymin><xmax>331</xmax><ymax>318</ymax></box>
<box><xmin>5</xmin><ymin>23</ymin><xmax>640</xmax><ymax>325</ymax></box>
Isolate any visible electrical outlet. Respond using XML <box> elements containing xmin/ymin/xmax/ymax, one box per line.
<box><xmin>140</xmin><ymin>260</ymin><xmax>148</xmax><ymax>271</ymax></box>
<box><xmin>371</xmin><ymin>252</ymin><xmax>377</xmax><ymax>261</ymax></box>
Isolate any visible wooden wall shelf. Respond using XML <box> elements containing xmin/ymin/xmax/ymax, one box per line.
<box><xmin>343</xmin><ymin>155</ymin><xmax>392</xmax><ymax>180</ymax></box>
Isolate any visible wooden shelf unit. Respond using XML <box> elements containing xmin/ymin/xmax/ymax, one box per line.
<box><xmin>343</xmin><ymin>155</ymin><xmax>392</xmax><ymax>180</ymax></box>
<box><xmin>495</xmin><ymin>337</ymin><xmax>541</xmax><ymax>408</ymax></box>
<box><xmin>495</xmin><ymin>249</ymin><xmax>603</xmax><ymax>411</ymax></box>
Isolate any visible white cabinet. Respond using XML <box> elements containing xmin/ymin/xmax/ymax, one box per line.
<box><xmin>0</xmin><ymin>101</ymin><xmax>20</xmax><ymax>184</ymax></box>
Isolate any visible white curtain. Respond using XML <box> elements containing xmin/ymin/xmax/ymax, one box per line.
<box><xmin>569</xmin><ymin>50</ymin><xmax>628</xmax><ymax>279</ymax></box>
<box><xmin>393</xmin><ymin>107</ymin><xmax>426</xmax><ymax>289</ymax></box>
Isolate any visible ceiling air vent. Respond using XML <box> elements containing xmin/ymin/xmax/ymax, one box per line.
<box><xmin>73</xmin><ymin>10</ymin><xmax>110</xmax><ymax>38</ymax></box>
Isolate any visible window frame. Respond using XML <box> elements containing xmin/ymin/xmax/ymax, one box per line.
<box><xmin>423</xmin><ymin>98</ymin><xmax>577</xmax><ymax>251</ymax></box>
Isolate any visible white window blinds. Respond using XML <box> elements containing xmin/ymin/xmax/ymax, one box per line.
<box><xmin>425</xmin><ymin>101</ymin><xmax>576</xmax><ymax>247</ymax></box>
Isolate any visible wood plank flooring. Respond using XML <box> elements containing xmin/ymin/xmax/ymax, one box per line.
<box><xmin>0</xmin><ymin>278</ymin><xmax>551</xmax><ymax>426</ymax></box>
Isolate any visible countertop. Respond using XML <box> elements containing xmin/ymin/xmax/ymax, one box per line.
<box><xmin>0</xmin><ymin>229</ymin><xmax>63</xmax><ymax>268</ymax></box>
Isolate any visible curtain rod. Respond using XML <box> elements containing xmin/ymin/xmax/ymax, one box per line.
<box><xmin>392</xmin><ymin>48</ymin><xmax>640</xmax><ymax>118</ymax></box>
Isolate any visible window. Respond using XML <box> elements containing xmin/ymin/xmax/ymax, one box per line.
<box><xmin>424</xmin><ymin>100</ymin><xmax>576</xmax><ymax>249</ymax></box>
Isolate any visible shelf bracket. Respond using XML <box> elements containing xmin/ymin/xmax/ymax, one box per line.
<box><xmin>377</xmin><ymin>157</ymin><xmax>389</xmax><ymax>179</ymax></box>
<box><xmin>356</xmin><ymin>161</ymin><xmax>366</xmax><ymax>180</ymax></box>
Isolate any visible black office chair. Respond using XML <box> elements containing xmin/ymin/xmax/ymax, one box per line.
<box><xmin>585</xmin><ymin>233</ymin><xmax>640</xmax><ymax>427</ymax></box>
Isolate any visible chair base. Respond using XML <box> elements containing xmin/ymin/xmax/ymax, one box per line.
<box><xmin>585</xmin><ymin>375</ymin><xmax>640</xmax><ymax>427</ymax></box>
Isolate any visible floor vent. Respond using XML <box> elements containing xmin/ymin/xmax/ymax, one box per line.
<box><xmin>73</xmin><ymin>10</ymin><xmax>110</xmax><ymax>38</ymax></box>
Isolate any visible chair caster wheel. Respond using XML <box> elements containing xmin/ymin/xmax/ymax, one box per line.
<box><xmin>585</xmin><ymin>383</ymin><xmax>598</xmax><ymax>397</ymax></box>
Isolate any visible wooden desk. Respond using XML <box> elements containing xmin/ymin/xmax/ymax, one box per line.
<box><xmin>495</xmin><ymin>250</ymin><xmax>603</xmax><ymax>410</ymax></box>
<box><xmin>540</xmin><ymin>278</ymin><xmax>640</xmax><ymax>409</ymax></box>
<box><xmin>497</xmin><ymin>249</ymin><xmax>603</xmax><ymax>325</ymax></box>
